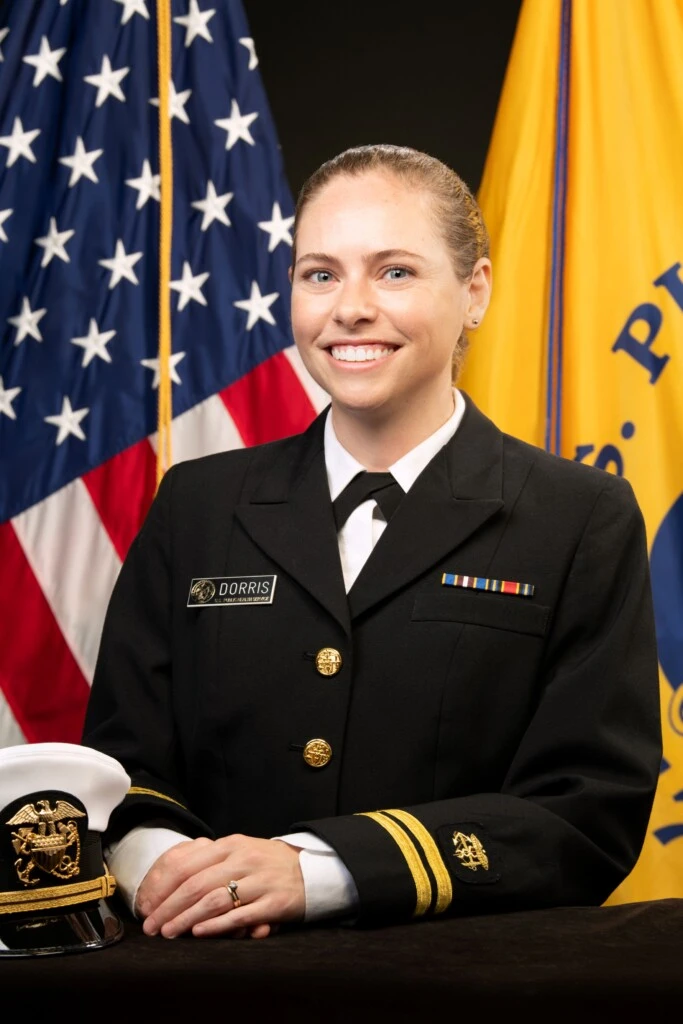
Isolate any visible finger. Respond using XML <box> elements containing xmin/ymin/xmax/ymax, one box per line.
<box><xmin>249</xmin><ymin>923</ymin><xmax>272</xmax><ymax>939</ymax></box>
<box><xmin>155</xmin><ymin>883</ymin><xmax>236</xmax><ymax>938</ymax></box>
<box><xmin>148</xmin><ymin>872</ymin><xmax>248</xmax><ymax>937</ymax></box>
<box><xmin>138</xmin><ymin>838</ymin><xmax>230</xmax><ymax>916</ymax></box>
<box><xmin>191</xmin><ymin>899</ymin><xmax>272</xmax><ymax>938</ymax></box>
<box><xmin>194</xmin><ymin>892</ymin><xmax>300</xmax><ymax>937</ymax></box>
<box><xmin>193</xmin><ymin>922</ymin><xmax>249</xmax><ymax>940</ymax></box>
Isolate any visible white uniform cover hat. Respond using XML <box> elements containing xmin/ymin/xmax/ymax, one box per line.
<box><xmin>0</xmin><ymin>742</ymin><xmax>130</xmax><ymax>957</ymax></box>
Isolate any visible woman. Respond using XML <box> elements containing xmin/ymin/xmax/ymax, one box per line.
<box><xmin>83</xmin><ymin>145</ymin><xmax>661</xmax><ymax>940</ymax></box>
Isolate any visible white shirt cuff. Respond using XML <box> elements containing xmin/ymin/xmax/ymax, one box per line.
<box><xmin>105</xmin><ymin>826</ymin><xmax>189</xmax><ymax>917</ymax></box>
<box><xmin>274</xmin><ymin>831</ymin><xmax>359</xmax><ymax>922</ymax></box>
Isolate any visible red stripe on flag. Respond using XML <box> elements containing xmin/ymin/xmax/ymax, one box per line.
<box><xmin>0</xmin><ymin>522</ymin><xmax>91</xmax><ymax>743</ymax></box>
<box><xmin>83</xmin><ymin>439</ymin><xmax>157</xmax><ymax>561</ymax></box>
<box><xmin>220</xmin><ymin>351</ymin><xmax>317</xmax><ymax>446</ymax></box>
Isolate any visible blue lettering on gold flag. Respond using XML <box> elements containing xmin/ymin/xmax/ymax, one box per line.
<box><xmin>611</xmin><ymin>261</ymin><xmax>682</xmax><ymax>382</ymax></box>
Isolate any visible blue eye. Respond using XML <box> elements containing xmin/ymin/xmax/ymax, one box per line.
<box><xmin>385</xmin><ymin>266</ymin><xmax>410</xmax><ymax>280</ymax></box>
<box><xmin>308</xmin><ymin>270</ymin><xmax>333</xmax><ymax>284</ymax></box>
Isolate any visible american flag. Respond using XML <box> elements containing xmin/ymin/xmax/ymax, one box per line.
<box><xmin>0</xmin><ymin>0</ymin><xmax>327</xmax><ymax>747</ymax></box>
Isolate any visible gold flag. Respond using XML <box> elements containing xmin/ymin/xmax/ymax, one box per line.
<box><xmin>461</xmin><ymin>0</ymin><xmax>683</xmax><ymax>902</ymax></box>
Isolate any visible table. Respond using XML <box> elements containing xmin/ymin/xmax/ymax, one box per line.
<box><xmin>7</xmin><ymin>898</ymin><xmax>683</xmax><ymax>1020</ymax></box>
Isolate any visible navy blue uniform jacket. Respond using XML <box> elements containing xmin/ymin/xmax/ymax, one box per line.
<box><xmin>83</xmin><ymin>396</ymin><xmax>662</xmax><ymax>922</ymax></box>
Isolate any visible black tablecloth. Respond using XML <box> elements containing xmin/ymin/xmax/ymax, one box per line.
<box><xmin>7</xmin><ymin>899</ymin><xmax>683</xmax><ymax>1020</ymax></box>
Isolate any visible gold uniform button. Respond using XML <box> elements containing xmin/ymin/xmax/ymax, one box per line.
<box><xmin>315</xmin><ymin>647</ymin><xmax>342</xmax><ymax>676</ymax></box>
<box><xmin>303</xmin><ymin>739</ymin><xmax>332</xmax><ymax>768</ymax></box>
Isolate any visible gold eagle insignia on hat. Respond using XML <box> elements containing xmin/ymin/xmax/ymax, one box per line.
<box><xmin>7</xmin><ymin>799</ymin><xmax>86</xmax><ymax>887</ymax></box>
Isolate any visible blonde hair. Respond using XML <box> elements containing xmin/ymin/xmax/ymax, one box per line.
<box><xmin>292</xmin><ymin>144</ymin><xmax>490</xmax><ymax>378</ymax></box>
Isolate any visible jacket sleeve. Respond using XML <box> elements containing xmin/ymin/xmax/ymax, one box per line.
<box><xmin>296</xmin><ymin>475</ymin><xmax>663</xmax><ymax>923</ymax></box>
<box><xmin>81</xmin><ymin>466</ymin><xmax>213</xmax><ymax>844</ymax></box>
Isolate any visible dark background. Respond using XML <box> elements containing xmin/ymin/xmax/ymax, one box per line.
<box><xmin>242</xmin><ymin>2</ymin><xmax>523</xmax><ymax>200</ymax></box>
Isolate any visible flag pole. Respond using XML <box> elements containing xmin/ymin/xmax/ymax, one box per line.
<box><xmin>156</xmin><ymin>0</ymin><xmax>173</xmax><ymax>486</ymax></box>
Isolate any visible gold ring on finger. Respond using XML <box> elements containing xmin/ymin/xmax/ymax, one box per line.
<box><xmin>226</xmin><ymin>879</ymin><xmax>241</xmax><ymax>909</ymax></box>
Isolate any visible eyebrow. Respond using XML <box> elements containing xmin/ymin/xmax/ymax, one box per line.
<box><xmin>294</xmin><ymin>248</ymin><xmax>427</xmax><ymax>268</ymax></box>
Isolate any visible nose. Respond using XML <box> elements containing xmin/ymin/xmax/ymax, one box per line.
<box><xmin>332</xmin><ymin>275</ymin><xmax>378</xmax><ymax>329</ymax></box>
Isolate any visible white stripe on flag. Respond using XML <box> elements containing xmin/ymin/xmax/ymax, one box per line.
<box><xmin>283</xmin><ymin>345</ymin><xmax>330</xmax><ymax>413</ymax></box>
<box><xmin>150</xmin><ymin>393</ymin><xmax>245</xmax><ymax>463</ymax></box>
<box><xmin>11</xmin><ymin>479</ymin><xmax>122</xmax><ymax>685</ymax></box>
<box><xmin>0</xmin><ymin>689</ymin><xmax>27</xmax><ymax>748</ymax></box>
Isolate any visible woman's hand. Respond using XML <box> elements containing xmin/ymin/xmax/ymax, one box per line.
<box><xmin>136</xmin><ymin>834</ymin><xmax>304</xmax><ymax>939</ymax></box>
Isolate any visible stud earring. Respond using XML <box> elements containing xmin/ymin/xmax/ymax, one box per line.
<box><xmin>471</xmin><ymin>318</ymin><xmax>480</xmax><ymax>327</ymax></box>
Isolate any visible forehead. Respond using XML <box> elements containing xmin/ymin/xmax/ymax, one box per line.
<box><xmin>297</xmin><ymin>170</ymin><xmax>444</xmax><ymax>252</ymax></box>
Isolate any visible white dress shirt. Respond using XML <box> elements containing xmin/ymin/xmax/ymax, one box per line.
<box><xmin>106</xmin><ymin>389</ymin><xmax>466</xmax><ymax>922</ymax></box>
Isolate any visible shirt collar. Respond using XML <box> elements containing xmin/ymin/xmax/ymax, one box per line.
<box><xmin>324</xmin><ymin>389</ymin><xmax>466</xmax><ymax>501</ymax></box>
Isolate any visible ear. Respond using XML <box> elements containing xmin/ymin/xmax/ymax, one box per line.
<box><xmin>466</xmin><ymin>257</ymin><xmax>492</xmax><ymax>325</ymax></box>
<box><xmin>288</xmin><ymin>265</ymin><xmax>293</xmax><ymax>284</ymax></box>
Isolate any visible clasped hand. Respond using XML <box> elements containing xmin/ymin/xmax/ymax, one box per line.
<box><xmin>136</xmin><ymin>834</ymin><xmax>305</xmax><ymax>940</ymax></box>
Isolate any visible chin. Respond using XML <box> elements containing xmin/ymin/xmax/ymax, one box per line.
<box><xmin>328</xmin><ymin>385</ymin><xmax>398</xmax><ymax>418</ymax></box>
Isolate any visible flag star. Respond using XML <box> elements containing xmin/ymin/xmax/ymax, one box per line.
<box><xmin>44</xmin><ymin>396</ymin><xmax>89</xmax><ymax>446</ymax></box>
<box><xmin>149</xmin><ymin>81</ymin><xmax>192</xmax><ymax>124</ymax></box>
<box><xmin>239</xmin><ymin>37</ymin><xmax>258</xmax><ymax>70</ymax></box>
<box><xmin>141</xmin><ymin>351</ymin><xmax>186</xmax><ymax>389</ymax></box>
<box><xmin>99</xmin><ymin>239</ymin><xmax>143</xmax><ymax>289</ymax></box>
<box><xmin>84</xmin><ymin>55</ymin><xmax>130</xmax><ymax>107</ymax></box>
<box><xmin>215</xmin><ymin>100</ymin><xmax>258</xmax><ymax>150</ymax></box>
<box><xmin>0</xmin><ymin>208</ymin><xmax>12</xmax><ymax>243</ymax></box>
<box><xmin>71</xmin><ymin>318</ymin><xmax>116</xmax><ymax>367</ymax></box>
<box><xmin>0</xmin><ymin>117</ymin><xmax>41</xmax><ymax>167</ymax></box>
<box><xmin>0</xmin><ymin>377</ymin><xmax>22</xmax><ymax>421</ymax></box>
<box><xmin>22</xmin><ymin>35</ymin><xmax>66</xmax><ymax>86</ymax></box>
<box><xmin>170</xmin><ymin>261</ymin><xmax>210</xmax><ymax>311</ymax></box>
<box><xmin>174</xmin><ymin>0</ymin><xmax>215</xmax><ymax>47</ymax></box>
<box><xmin>258</xmin><ymin>202</ymin><xmax>294</xmax><ymax>253</ymax></box>
<box><xmin>234</xmin><ymin>281</ymin><xmax>279</xmax><ymax>331</ymax></box>
<box><xmin>34</xmin><ymin>217</ymin><xmax>75</xmax><ymax>267</ymax></box>
<box><xmin>191</xmin><ymin>180</ymin><xmax>233</xmax><ymax>231</ymax></box>
<box><xmin>125</xmin><ymin>158</ymin><xmax>160</xmax><ymax>209</ymax></box>
<box><xmin>0</xmin><ymin>28</ymin><xmax>9</xmax><ymax>62</ymax></box>
<box><xmin>8</xmin><ymin>297</ymin><xmax>47</xmax><ymax>345</ymax></box>
<box><xmin>59</xmin><ymin>136</ymin><xmax>103</xmax><ymax>187</ymax></box>
<box><xmin>113</xmin><ymin>0</ymin><xmax>150</xmax><ymax>24</ymax></box>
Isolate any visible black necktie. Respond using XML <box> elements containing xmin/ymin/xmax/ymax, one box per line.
<box><xmin>332</xmin><ymin>471</ymin><xmax>405</xmax><ymax>531</ymax></box>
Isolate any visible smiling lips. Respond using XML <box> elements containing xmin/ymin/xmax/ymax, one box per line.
<box><xmin>327</xmin><ymin>343</ymin><xmax>398</xmax><ymax>363</ymax></box>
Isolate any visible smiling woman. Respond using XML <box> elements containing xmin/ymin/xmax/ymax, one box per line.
<box><xmin>290</xmin><ymin>146</ymin><xmax>492</xmax><ymax>468</ymax></box>
<box><xmin>82</xmin><ymin>144</ymin><xmax>661</xmax><ymax>942</ymax></box>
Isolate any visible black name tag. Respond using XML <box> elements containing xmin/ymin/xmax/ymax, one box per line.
<box><xmin>187</xmin><ymin>575</ymin><xmax>277</xmax><ymax>607</ymax></box>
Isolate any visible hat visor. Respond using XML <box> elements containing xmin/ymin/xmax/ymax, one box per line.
<box><xmin>0</xmin><ymin>899</ymin><xmax>124</xmax><ymax>957</ymax></box>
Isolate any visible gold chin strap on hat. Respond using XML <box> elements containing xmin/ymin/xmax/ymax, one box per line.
<box><xmin>0</xmin><ymin>869</ymin><xmax>116</xmax><ymax>916</ymax></box>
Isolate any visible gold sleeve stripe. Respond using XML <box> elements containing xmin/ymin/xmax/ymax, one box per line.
<box><xmin>127</xmin><ymin>786</ymin><xmax>187</xmax><ymax>809</ymax></box>
<box><xmin>381</xmin><ymin>809</ymin><xmax>453</xmax><ymax>914</ymax></box>
<box><xmin>357</xmin><ymin>811</ymin><xmax>432</xmax><ymax>917</ymax></box>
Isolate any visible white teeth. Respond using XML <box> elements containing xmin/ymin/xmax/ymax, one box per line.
<box><xmin>329</xmin><ymin>346</ymin><xmax>395</xmax><ymax>362</ymax></box>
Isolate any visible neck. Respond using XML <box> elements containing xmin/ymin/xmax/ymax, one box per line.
<box><xmin>330</xmin><ymin>388</ymin><xmax>455</xmax><ymax>471</ymax></box>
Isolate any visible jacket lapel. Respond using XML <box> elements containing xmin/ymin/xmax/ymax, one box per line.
<box><xmin>234</xmin><ymin>397</ymin><xmax>510</xmax><ymax>630</ymax></box>
<box><xmin>347</xmin><ymin>398</ymin><xmax>505</xmax><ymax>620</ymax></box>
<box><xmin>234</xmin><ymin>414</ymin><xmax>351</xmax><ymax>636</ymax></box>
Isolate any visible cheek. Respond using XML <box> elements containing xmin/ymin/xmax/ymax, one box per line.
<box><xmin>384</xmin><ymin>290</ymin><xmax>439</xmax><ymax>337</ymax></box>
<box><xmin>290</xmin><ymin>292</ymin><xmax>325</xmax><ymax>342</ymax></box>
